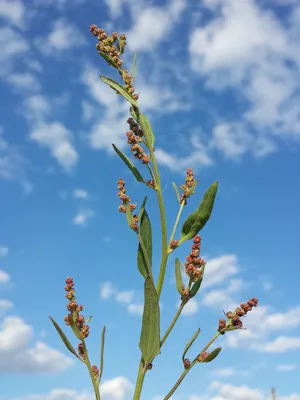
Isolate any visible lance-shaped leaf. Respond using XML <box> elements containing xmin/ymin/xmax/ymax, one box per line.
<box><xmin>112</xmin><ymin>144</ymin><xmax>145</xmax><ymax>183</ymax></box>
<box><xmin>137</xmin><ymin>205</ymin><xmax>152</xmax><ymax>278</ymax></box>
<box><xmin>139</xmin><ymin>114</ymin><xmax>155</xmax><ymax>148</ymax></box>
<box><xmin>202</xmin><ymin>347</ymin><xmax>222</xmax><ymax>363</ymax></box>
<box><xmin>100</xmin><ymin>76</ymin><xmax>138</xmax><ymax>108</ymax></box>
<box><xmin>172</xmin><ymin>182</ymin><xmax>181</xmax><ymax>203</ymax></box>
<box><xmin>175</xmin><ymin>258</ymin><xmax>184</xmax><ymax>295</ymax></box>
<box><xmin>180</xmin><ymin>181</ymin><xmax>218</xmax><ymax>242</ymax></box>
<box><xmin>68</xmin><ymin>314</ymin><xmax>83</xmax><ymax>340</ymax></box>
<box><xmin>182</xmin><ymin>328</ymin><xmax>200</xmax><ymax>362</ymax></box>
<box><xmin>130</xmin><ymin>106</ymin><xmax>139</xmax><ymax>121</ymax></box>
<box><xmin>139</xmin><ymin>277</ymin><xmax>160</xmax><ymax>366</ymax></box>
<box><xmin>190</xmin><ymin>265</ymin><xmax>205</xmax><ymax>298</ymax></box>
<box><xmin>49</xmin><ymin>317</ymin><xmax>80</xmax><ymax>360</ymax></box>
<box><xmin>139</xmin><ymin>196</ymin><xmax>148</xmax><ymax>220</ymax></box>
<box><xmin>99</xmin><ymin>326</ymin><xmax>106</xmax><ymax>382</ymax></box>
<box><xmin>99</xmin><ymin>52</ymin><xmax>122</xmax><ymax>72</ymax></box>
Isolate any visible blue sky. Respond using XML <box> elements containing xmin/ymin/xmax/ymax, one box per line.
<box><xmin>0</xmin><ymin>0</ymin><xmax>300</xmax><ymax>399</ymax></box>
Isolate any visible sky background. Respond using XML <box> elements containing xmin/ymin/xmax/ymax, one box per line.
<box><xmin>0</xmin><ymin>0</ymin><xmax>300</xmax><ymax>399</ymax></box>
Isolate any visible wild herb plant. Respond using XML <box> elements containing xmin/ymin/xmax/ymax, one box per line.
<box><xmin>50</xmin><ymin>26</ymin><xmax>259</xmax><ymax>400</ymax></box>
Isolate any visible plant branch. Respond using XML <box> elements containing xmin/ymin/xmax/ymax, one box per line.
<box><xmin>82</xmin><ymin>340</ymin><xmax>101</xmax><ymax>400</ymax></box>
<box><xmin>160</xmin><ymin>300</ymin><xmax>187</xmax><ymax>347</ymax></box>
<box><xmin>168</xmin><ymin>202</ymin><xmax>185</xmax><ymax>254</ymax></box>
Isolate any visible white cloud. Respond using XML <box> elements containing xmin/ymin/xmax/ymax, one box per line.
<box><xmin>22</xmin><ymin>95</ymin><xmax>51</xmax><ymax>123</ymax></box>
<box><xmin>100</xmin><ymin>376</ymin><xmax>134</xmax><ymax>399</ymax></box>
<box><xmin>72</xmin><ymin>208</ymin><xmax>95</xmax><ymax>226</ymax></box>
<box><xmin>209</xmin><ymin>381</ymin><xmax>264</xmax><ymax>400</ymax></box>
<box><xmin>37</xmin><ymin>19</ymin><xmax>86</xmax><ymax>55</ymax></box>
<box><xmin>73</xmin><ymin>189</ymin><xmax>89</xmax><ymax>199</ymax></box>
<box><xmin>30</xmin><ymin>122</ymin><xmax>78</xmax><ymax>171</ymax></box>
<box><xmin>126</xmin><ymin>0</ymin><xmax>186</xmax><ymax>52</ymax></box>
<box><xmin>276</xmin><ymin>364</ymin><xmax>297</xmax><ymax>371</ymax></box>
<box><xmin>8</xmin><ymin>72</ymin><xmax>40</xmax><ymax>92</ymax></box>
<box><xmin>189</xmin><ymin>0</ymin><xmax>300</xmax><ymax>157</ymax></box>
<box><xmin>0</xmin><ymin>128</ymin><xmax>32</xmax><ymax>193</ymax></box>
<box><xmin>202</xmin><ymin>278</ymin><xmax>243</xmax><ymax>310</ymax></box>
<box><xmin>0</xmin><ymin>299</ymin><xmax>13</xmax><ymax>313</ymax></box>
<box><xmin>181</xmin><ymin>298</ymin><xmax>198</xmax><ymax>316</ymax></box>
<box><xmin>0</xmin><ymin>316</ymin><xmax>73</xmax><ymax>373</ymax></box>
<box><xmin>0</xmin><ymin>270</ymin><xmax>10</xmax><ymax>284</ymax></box>
<box><xmin>0</xmin><ymin>27</ymin><xmax>29</xmax><ymax>76</ymax></box>
<box><xmin>116</xmin><ymin>291</ymin><xmax>134</xmax><ymax>304</ymax></box>
<box><xmin>0</xmin><ymin>246</ymin><xmax>9</xmax><ymax>257</ymax></box>
<box><xmin>203</xmin><ymin>254</ymin><xmax>239</xmax><ymax>289</ymax></box>
<box><xmin>0</xmin><ymin>0</ymin><xmax>25</xmax><ymax>27</ymax></box>
<box><xmin>127</xmin><ymin>303</ymin><xmax>143</xmax><ymax>316</ymax></box>
<box><xmin>261</xmin><ymin>336</ymin><xmax>300</xmax><ymax>353</ymax></box>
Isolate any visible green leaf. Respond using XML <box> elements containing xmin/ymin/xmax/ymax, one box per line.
<box><xmin>190</xmin><ymin>278</ymin><xmax>204</xmax><ymax>298</ymax></box>
<box><xmin>49</xmin><ymin>317</ymin><xmax>80</xmax><ymax>360</ymax></box>
<box><xmin>112</xmin><ymin>144</ymin><xmax>145</xmax><ymax>183</ymax></box>
<box><xmin>68</xmin><ymin>314</ymin><xmax>83</xmax><ymax>340</ymax></box>
<box><xmin>202</xmin><ymin>347</ymin><xmax>222</xmax><ymax>363</ymax></box>
<box><xmin>137</xmin><ymin>206</ymin><xmax>152</xmax><ymax>278</ymax></box>
<box><xmin>175</xmin><ymin>258</ymin><xmax>184</xmax><ymax>295</ymax></box>
<box><xmin>182</xmin><ymin>328</ymin><xmax>200</xmax><ymax>362</ymax></box>
<box><xmin>125</xmin><ymin>202</ymin><xmax>135</xmax><ymax>232</ymax></box>
<box><xmin>99</xmin><ymin>326</ymin><xmax>106</xmax><ymax>382</ymax></box>
<box><xmin>130</xmin><ymin>106</ymin><xmax>139</xmax><ymax>121</ymax></box>
<box><xmin>100</xmin><ymin>76</ymin><xmax>138</xmax><ymax>108</ymax></box>
<box><xmin>180</xmin><ymin>181</ymin><xmax>218</xmax><ymax>242</ymax></box>
<box><xmin>139</xmin><ymin>196</ymin><xmax>148</xmax><ymax>220</ymax></box>
<box><xmin>99</xmin><ymin>52</ymin><xmax>122</xmax><ymax>72</ymax></box>
<box><xmin>172</xmin><ymin>182</ymin><xmax>181</xmax><ymax>203</ymax></box>
<box><xmin>131</xmin><ymin>54</ymin><xmax>137</xmax><ymax>84</ymax></box>
<box><xmin>139</xmin><ymin>277</ymin><xmax>160</xmax><ymax>366</ymax></box>
<box><xmin>139</xmin><ymin>114</ymin><xmax>155</xmax><ymax>148</ymax></box>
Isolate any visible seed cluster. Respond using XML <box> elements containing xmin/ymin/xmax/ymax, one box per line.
<box><xmin>185</xmin><ymin>236</ymin><xmax>206</xmax><ymax>282</ymax></box>
<box><xmin>180</xmin><ymin>168</ymin><xmax>196</xmax><ymax>204</ymax></box>
<box><xmin>89</xmin><ymin>25</ymin><xmax>139</xmax><ymax>100</ymax></box>
<box><xmin>170</xmin><ymin>240</ymin><xmax>179</xmax><ymax>250</ymax></box>
<box><xmin>64</xmin><ymin>277</ymin><xmax>89</xmax><ymax>339</ymax></box>
<box><xmin>126</xmin><ymin>118</ymin><xmax>150</xmax><ymax>164</ymax></box>
<box><xmin>197</xmin><ymin>351</ymin><xmax>209</xmax><ymax>362</ymax></box>
<box><xmin>183</xmin><ymin>358</ymin><xmax>191</xmax><ymax>369</ymax></box>
<box><xmin>92</xmin><ymin>365</ymin><xmax>100</xmax><ymax>379</ymax></box>
<box><xmin>117</xmin><ymin>178</ymin><xmax>138</xmax><ymax>232</ymax></box>
<box><xmin>218</xmin><ymin>297</ymin><xmax>259</xmax><ymax>332</ymax></box>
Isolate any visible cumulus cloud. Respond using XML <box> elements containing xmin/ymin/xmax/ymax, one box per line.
<box><xmin>0</xmin><ymin>316</ymin><xmax>73</xmax><ymax>373</ymax></box>
<box><xmin>72</xmin><ymin>208</ymin><xmax>95</xmax><ymax>226</ymax></box>
<box><xmin>0</xmin><ymin>270</ymin><xmax>10</xmax><ymax>284</ymax></box>
<box><xmin>73</xmin><ymin>189</ymin><xmax>90</xmax><ymax>199</ymax></box>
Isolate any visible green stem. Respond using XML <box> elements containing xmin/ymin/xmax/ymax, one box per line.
<box><xmin>160</xmin><ymin>300</ymin><xmax>186</xmax><ymax>347</ymax></box>
<box><xmin>163</xmin><ymin>332</ymin><xmax>221</xmax><ymax>400</ymax></box>
<box><xmin>133</xmin><ymin>359</ymin><xmax>147</xmax><ymax>400</ymax></box>
<box><xmin>150</xmin><ymin>150</ymin><xmax>168</xmax><ymax>299</ymax></box>
<box><xmin>168</xmin><ymin>202</ymin><xmax>185</xmax><ymax>252</ymax></box>
<box><xmin>82</xmin><ymin>340</ymin><xmax>101</xmax><ymax>400</ymax></box>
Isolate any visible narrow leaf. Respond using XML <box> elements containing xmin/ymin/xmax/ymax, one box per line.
<box><xmin>130</xmin><ymin>106</ymin><xmax>139</xmax><ymax>121</ymax></box>
<box><xmin>137</xmin><ymin>206</ymin><xmax>152</xmax><ymax>278</ymax></box>
<box><xmin>68</xmin><ymin>314</ymin><xmax>82</xmax><ymax>340</ymax></box>
<box><xmin>99</xmin><ymin>326</ymin><xmax>106</xmax><ymax>382</ymax></box>
<box><xmin>175</xmin><ymin>258</ymin><xmax>184</xmax><ymax>295</ymax></box>
<box><xmin>139</xmin><ymin>114</ymin><xmax>155</xmax><ymax>148</ymax></box>
<box><xmin>172</xmin><ymin>182</ymin><xmax>181</xmax><ymax>203</ymax></box>
<box><xmin>202</xmin><ymin>347</ymin><xmax>222</xmax><ymax>363</ymax></box>
<box><xmin>182</xmin><ymin>328</ymin><xmax>200</xmax><ymax>362</ymax></box>
<box><xmin>100</xmin><ymin>76</ymin><xmax>138</xmax><ymax>108</ymax></box>
<box><xmin>49</xmin><ymin>317</ymin><xmax>80</xmax><ymax>359</ymax></box>
<box><xmin>139</xmin><ymin>277</ymin><xmax>160</xmax><ymax>366</ymax></box>
<box><xmin>139</xmin><ymin>196</ymin><xmax>148</xmax><ymax>220</ymax></box>
<box><xmin>112</xmin><ymin>144</ymin><xmax>145</xmax><ymax>183</ymax></box>
<box><xmin>189</xmin><ymin>277</ymin><xmax>203</xmax><ymax>298</ymax></box>
<box><xmin>99</xmin><ymin>52</ymin><xmax>122</xmax><ymax>72</ymax></box>
<box><xmin>181</xmin><ymin>181</ymin><xmax>218</xmax><ymax>242</ymax></box>
<box><xmin>125</xmin><ymin>202</ymin><xmax>135</xmax><ymax>231</ymax></box>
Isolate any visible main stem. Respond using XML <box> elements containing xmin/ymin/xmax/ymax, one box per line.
<box><xmin>133</xmin><ymin>360</ymin><xmax>147</xmax><ymax>400</ymax></box>
<box><xmin>82</xmin><ymin>341</ymin><xmax>101</xmax><ymax>400</ymax></box>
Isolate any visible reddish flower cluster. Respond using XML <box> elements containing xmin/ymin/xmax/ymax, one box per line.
<box><xmin>183</xmin><ymin>358</ymin><xmax>191</xmax><ymax>369</ymax></box>
<box><xmin>185</xmin><ymin>236</ymin><xmax>206</xmax><ymax>282</ymax></box>
<box><xmin>126</xmin><ymin>118</ymin><xmax>150</xmax><ymax>164</ymax></box>
<box><xmin>117</xmin><ymin>178</ymin><xmax>139</xmax><ymax>232</ymax></box>
<box><xmin>89</xmin><ymin>25</ymin><xmax>139</xmax><ymax>100</ymax></box>
<box><xmin>169</xmin><ymin>240</ymin><xmax>179</xmax><ymax>250</ymax></box>
<box><xmin>180</xmin><ymin>168</ymin><xmax>196</xmax><ymax>204</ymax></box>
<box><xmin>218</xmin><ymin>298</ymin><xmax>259</xmax><ymax>333</ymax></box>
<box><xmin>78</xmin><ymin>343</ymin><xmax>85</xmax><ymax>359</ymax></box>
<box><xmin>64</xmin><ymin>277</ymin><xmax>89</xmax><ymax>339</ymax></box>
<box><xmin>147</xmin><ymin>363</ymin><xmax>153</xmax><ymax>370</ymax></box>
<box><xmin>92</xmin><ymin>365</ymin><xmax>100</xmax><ymax>379</ymax></box>
<box><xmin>197</xmin><ymin>351</ymin><xmax>209</xmax><ymax>362</ymax></box>
<box><xmin>89</xmin><ymin>25</ymin><xmax>125</xmax><ymax>68</ymax></box>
